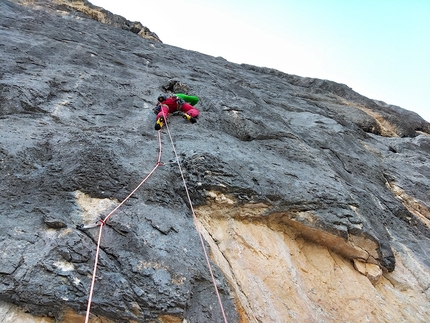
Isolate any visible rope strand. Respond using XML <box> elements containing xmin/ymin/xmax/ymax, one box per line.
<box><xmin>84</xmin><ymin>131</ymin><xmax>163</xmax><ymax>323</ymax></box>
<box><xmin>164</xmin><ymin>121</ymin><xmax>229</xmax><ymax>323</ymax></box>
<box><xmin>84</xmin><ymin>123</ymin><xmax>228</xmax><ymax>323</ymax></box>
<box><xmin>103</xmin><ymin>131</ymin><xmax>163</xmax><ymax>224</ymax></box>
<box><xmin>85</xmin><ymin>223</ymin><xmax>104</xmax><ymax>323</ymax></box>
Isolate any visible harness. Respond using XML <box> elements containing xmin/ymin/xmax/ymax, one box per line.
<box><xmin>175</xmin><ymin>97</ymin><xmax>185</xmax><ymax>111</ymax></box>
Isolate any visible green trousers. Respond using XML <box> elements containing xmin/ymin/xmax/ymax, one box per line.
<box><xmin>176</xmin><ymin>93</ymin><xmax>199</xmax><ymax>106</ymax></box>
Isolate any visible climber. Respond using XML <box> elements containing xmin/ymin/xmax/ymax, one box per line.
<box><xmin>154</xmin><ymin>93</ymin><xmax>200</xmax><ymax>130</ymax></box>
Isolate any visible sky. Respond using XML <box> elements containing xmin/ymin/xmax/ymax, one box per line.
<box><xmin>90</xmin><ymin>0</ymin><xmax>430</xmax><ymax>122</ymax></box>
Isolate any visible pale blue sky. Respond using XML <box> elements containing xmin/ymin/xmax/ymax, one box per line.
<box><xmin>90</xmin><ymin>0</ymin><xmax>430</xmax><ymax>122</ymax></box>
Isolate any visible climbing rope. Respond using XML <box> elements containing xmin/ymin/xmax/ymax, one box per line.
<box><xmin>84</xmin><ymin>131</ymin><xmax>163</xmax><ymax>323</ymax></box>
<box><xmin>163</xmin><ymin>119</ymin><xmax>229</xmax><ymax>323</ymax></box>
<box><xmin>83</xmin><ymin>117</ymin><xmax>228</xmax><ymax>323</ymax></box>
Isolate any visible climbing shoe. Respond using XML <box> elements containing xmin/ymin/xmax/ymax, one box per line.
<box><xmin>183</xmin><ymin>113</ymin><xmax>197</xmax><ymax>124</ymax></box>
<box><xmin>155</xmin><ymin>116</ymin><xmax>165</xmax><ymax>130</ymax></box>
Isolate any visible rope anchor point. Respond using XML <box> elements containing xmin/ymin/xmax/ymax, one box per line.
<box><xmin>76</xmin><ymin>219</ymin><xmax>105</xmax><ymax>231</ymax></box>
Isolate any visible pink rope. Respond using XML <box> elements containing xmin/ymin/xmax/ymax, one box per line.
<box><xmin>85</xmin><ymin>223</ymin><xmax>103</xmax><ymax>323</ymax></box>
<box><xmin>84</xmin><ymin>131</ymin><xmax>163</xmax><ymax>323</ymax></box>
<box><xmin>103</xmin><ymin>131</ymin><xmax>163</xmax><ymax>224</ymax></box>
<box><xmin>164</xmin><ymin>121</ymin><xmax>229</xmax><ymax>323</ymax></box>
<box><xmin>85</xmin><ymin>122</ymin><xmax>228</xmax><ymax>322</ymax></box>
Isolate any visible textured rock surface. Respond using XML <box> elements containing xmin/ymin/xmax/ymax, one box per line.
<box><xmin>1</xmin><ymin>0</ymin><xmax>430</xmax><ymax>322</ymax></box>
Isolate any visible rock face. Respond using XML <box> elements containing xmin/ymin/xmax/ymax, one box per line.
<box><xmin>1</xmin><ymin>0</ymin><xmax>430</xmax><ymax>322</ymax></box>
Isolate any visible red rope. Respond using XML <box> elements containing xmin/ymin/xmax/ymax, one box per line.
<box><xmin>85</xmin><ymin>223</ymin><xmax>103</xmax><ymax>323</ymax></box>
<box><xmin>84</xmin><ymin>131</ymin><xmax>163</xmax><ymax>323</ymax></box>
<box><xmin>102</xmin><ymin>131</ymin><xmax>163</xmax><ymax>224</ymax></box>
<box><xmin>164</xmin><ymin>121</ymin><xmax>229</xmax><ymax>323</ymax></box>
<box><xmin>85</xmin><ymin>121</ymin><xmax>228</xmax><ymax>323</ymax></box>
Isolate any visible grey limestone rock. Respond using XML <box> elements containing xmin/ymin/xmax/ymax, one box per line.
<box><xmin>1</xmin><ymin>0</ymin><xmax>429</xmax><ymax>322</ymax></box>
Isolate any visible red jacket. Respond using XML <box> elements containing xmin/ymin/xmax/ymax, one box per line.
<box><xmin>159</xmin><ymin>96</ymin><xmax>182</xmax><ymax>113</ymax></box>
<box><xmin>156</xmin><ymin>96</ymin><xmax>200</xmax><ymax>120</ymax></box>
